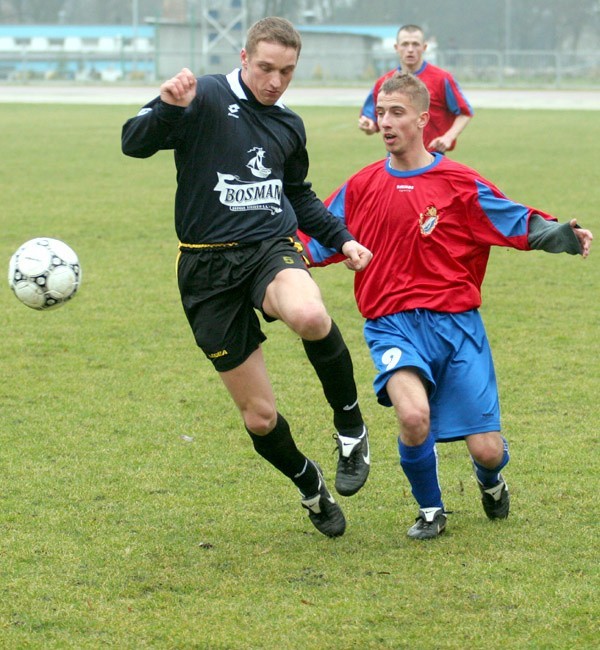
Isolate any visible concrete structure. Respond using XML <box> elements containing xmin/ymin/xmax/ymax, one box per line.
<box><xmin>0</xmin><ymin>24</ymin><xmax>154</xmax><ymax>80</ymax></box>
<box><xmin>1</xmin><ymin>21</ymin><xmax>598</xmax><ymax>88</ymax></box>
<box><xmin>150</xmin><ymin>20</ymin><xmax>381</xmax><ymax>81</ymax></box>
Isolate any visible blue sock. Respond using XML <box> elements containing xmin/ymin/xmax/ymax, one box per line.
<box><xmin>399</xmin><ymin>433</ymin><xmax>443</xmax><ymax>510</ymax></box>
<box><xmin>472</xmin><ymin>436</ymin><xmax>510</xmax><ymax>488</ymax></box>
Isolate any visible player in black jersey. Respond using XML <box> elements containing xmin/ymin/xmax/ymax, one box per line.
<box><xmin>122</xmin><ymin>17</ymin><xmax>372</xmax><ymax>537</ymax></box>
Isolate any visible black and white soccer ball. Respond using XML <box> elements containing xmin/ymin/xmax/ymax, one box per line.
<box><xmin>8</xmin><ymin>237</ymin><xmax>82</xmax><ymax>310</ymax></box>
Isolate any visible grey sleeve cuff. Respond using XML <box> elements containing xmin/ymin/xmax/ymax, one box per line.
<box><xmin>527</xmin><ymin>213</ymin><xmax>582</xmax><ymax>255</ymax></box>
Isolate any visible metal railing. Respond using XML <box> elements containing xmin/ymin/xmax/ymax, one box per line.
<box><xmin>375</xmin><ymin>50</ymin><xmax>600</xmax><ymax>88</ymax></box>
<box><xmin>1</xmin><ymin>48</ymin><xmax>599</xmax><ymax>88</ymax></box>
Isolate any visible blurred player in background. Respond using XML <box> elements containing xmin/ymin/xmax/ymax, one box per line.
<box><xmin>122</xmin><ymin>17</ymin><xmax>372</xmax><ymax>538</ymax></box>
<box><xmin>302</xmin><ymin>73</ymin><xmax>593</xmax><ymax>539</ymax></box>
<box><xmin>359</xmin><ymin>24</ymin><xmax>473</xmax><ymax>154</ymax></box>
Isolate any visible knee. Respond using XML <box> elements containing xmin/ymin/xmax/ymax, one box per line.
<box><xmin>242</xmin><ymin>404</ymin><xmax>277</xmax><ymax>435</ymax></box>
<box><xmin>397</xmin><ymin>406</ymin><xmax>430</xmax><ymax>445</ymax></box>
<box><xmin>287</xmin><ymin>300</ymin><xmax>330</xmax><ymax>339</ymax></box>
<box><xmin>468</xmin><ymin>433</ymin><xmax>505</xmax><ymax>467</ymax></box>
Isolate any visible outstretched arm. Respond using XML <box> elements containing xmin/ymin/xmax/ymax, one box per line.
<box><xmin>528</xmin><ymin>214</ymin><xmax>593</xmax><ymax>258</ymax></box>
<box><xmin>569</xmin><ymin>219</ymin><xmax>593</xmax><ymax>258</ymax></box>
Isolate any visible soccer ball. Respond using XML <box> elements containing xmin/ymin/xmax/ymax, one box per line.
<box><xmin>8</xmin><ymin>238</ymin><xmax>82</xmax><ymax>310</ymax></box>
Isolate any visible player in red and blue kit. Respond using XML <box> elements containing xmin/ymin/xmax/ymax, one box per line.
<box><xmin>359</xmin><ymin>24</ymin><xmax>473</xmax><ymax>153</ymax></box>
<box><xmin>301</xmin><ymin>73</ymin><xmax>593</xmax><ymax>539</ymax></box>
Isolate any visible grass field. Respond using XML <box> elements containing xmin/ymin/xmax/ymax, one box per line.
<box><xmin>0</xmin><ymin>101</ymin><xmax>598</xmax><ymax>649</ymax></box>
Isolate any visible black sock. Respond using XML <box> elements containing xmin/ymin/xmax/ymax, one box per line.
<box><xmin>246</xmin><ymin>413</ymin><xmax>319</xmax><ymax>496</ymax></box>
<box><xmin>302</xmin><ymin>320</ymin><xmax>363</xmax><ymax>433</ymax></box>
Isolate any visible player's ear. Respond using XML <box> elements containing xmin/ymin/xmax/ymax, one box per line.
<box><xmin>240</xmin><ymin>48</ymin><xmax>248</xmax><ymax>69</ymax></box>
<box><xmin>417</xmin><ymin>111</ymin><xmax>429</xmax><ymax>129</ymax></box>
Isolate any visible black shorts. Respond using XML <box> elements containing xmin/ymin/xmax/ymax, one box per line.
<box><xmin>177</xmin><ymin>238</ymin><xmax>310</xmax><ymax>372</ymax></box>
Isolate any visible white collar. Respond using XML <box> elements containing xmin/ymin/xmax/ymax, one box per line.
<box><xmin>226</xmin><ymin>68</ymin><xmax>286</xmax><ymax>108</ymax></box>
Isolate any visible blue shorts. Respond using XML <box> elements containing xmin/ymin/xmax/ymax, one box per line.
<box><xmin>364</xmin><ymin>309</ymin><xmax>501</xmax><ymax>442</ymax></box>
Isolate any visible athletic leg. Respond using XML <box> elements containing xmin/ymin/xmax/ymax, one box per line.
<box><xmin>219</xmin><ymin>346</ymin><xmax>316</xmax><ymax>489</ymax></box>
<box><xmin>466</xmin><ymin>432</ymin><xmax>509</xmax><ymax>484</ymax></box>
<box><xmin>179</xmin><ymin>246</ymin><xmax>344</xmax><ymax>535</ymax></box>
<box><xmin>219</xmin><ymin>347</ymin><xmax>346</xmax><ymax>536</ymax></box>
<box><xmin>387</xmin><ymin>369</ymin><xmax>446</xmax><ymax>539</ymax></box>
<box><xmin>387</xmin><ymin>369</ymin><xmax>443</xmax><ymax>507</ymax></box>
<box><xmin>466</xmin><ymin>432</ymin><xmax>510</xmax><ymax>519</ymax></box>
<box><xmin>263</xmin><ymin>268</ymin><xmax>362</xmax><ymax>427</ymax></box>
<box><xmin>263</xmin><ymin>267</ymin><xmax>369</xmax><ymax>496</ymax></box>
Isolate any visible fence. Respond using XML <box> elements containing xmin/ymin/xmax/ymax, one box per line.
<box><xmin>374</xmin><ymin>50</ymin><xmax>600</xmax><ymax>88</ymax></box>
<box><xmin>1</xmin><ymin>47</ymin><xmax>599</xmax><ymax>88</ymax></box>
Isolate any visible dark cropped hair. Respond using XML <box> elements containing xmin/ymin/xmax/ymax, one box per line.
<box><xmin>396</xmin><ymin>24</ymin><xmax>425</xmax><ymax>41</ymax></box>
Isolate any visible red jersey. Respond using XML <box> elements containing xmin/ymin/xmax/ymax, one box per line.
<box><xmin>300</xmin><ymin>154</ymin><xmax>556</xmax><ymax>320</ymax></box>
<box><xmin>361</xmin><ymin>61</ymin><xmax>474</xmax><ymax>152</ymax></box>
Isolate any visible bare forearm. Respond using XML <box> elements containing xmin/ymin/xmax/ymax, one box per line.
<box><xmin>445</xmin><ymin>114</ymin><xmax>471</xmax><ymax>142</ymax></box>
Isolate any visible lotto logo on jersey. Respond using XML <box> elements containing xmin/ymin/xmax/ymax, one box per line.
<box><xmin>227</xmin><ymin>103</ymin><xmax>240</xmax><ymax>118</ymax></box>
<box><xmin>419</xmin><ymin>205</ymin><xmax>439</xmax><ymax>236</ymax></box>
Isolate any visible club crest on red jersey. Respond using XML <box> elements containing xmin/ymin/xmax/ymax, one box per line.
<box><xmin>419</xmin><ymin>206</ymin><xmax>439</xmax><ymax>236</ymax></box>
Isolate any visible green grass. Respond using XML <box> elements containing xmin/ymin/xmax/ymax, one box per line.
<box><xmin>0</xmin><ymin>103</ymin><xmax>598</xmax><ymax>649</ymax></box>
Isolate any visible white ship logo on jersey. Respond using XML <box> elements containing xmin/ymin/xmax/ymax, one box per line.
<box><xmin>246</xmin><ymin>147</ymin><xmax>271</xmax><ymax>179</ymax></box>
<box><xmin>213</xmin><ymin>147</ymin><xmax>282</xmax><ymax>215</ymax></box>
<box><xmin>227</xmin><ymin>103</ymin><xmax>240</xmax><ymax>118</ymax></box>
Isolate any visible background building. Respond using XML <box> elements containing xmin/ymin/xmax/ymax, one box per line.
<box><xmin>0</xmin><ymin>0</ymin><xmax>599</xmax><ymax>87</ymax></box>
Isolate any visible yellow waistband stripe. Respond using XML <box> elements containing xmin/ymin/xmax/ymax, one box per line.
<box><xmin>178</xmin><ymin>241</ymin><xmax>240</xmax><ymax>250</ymax></box>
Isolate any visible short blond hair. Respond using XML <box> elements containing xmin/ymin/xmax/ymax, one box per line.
<box><xmin>380</xmin><ymin>72</ymin><xmax>430</xmax><ymax>112</ymax></box>
<box><xmin>245</xmin><ymin>17</ymin><xmax>302</xmax><ymax>58</ymax></box>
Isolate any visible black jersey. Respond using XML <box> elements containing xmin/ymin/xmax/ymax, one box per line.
<box><xmin>122</xmin><ymin>69</ymin><xmax>352</xmax><ymax>251</ymax></box>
